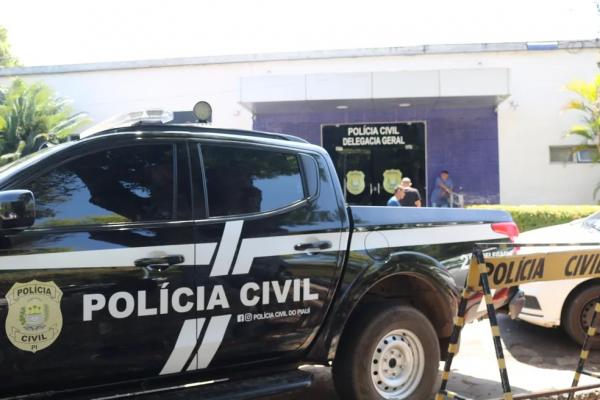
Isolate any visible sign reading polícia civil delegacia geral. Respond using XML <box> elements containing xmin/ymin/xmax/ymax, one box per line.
<box><xmin>343</xmin><ymin>125</ymin><xmax>407</xmax><ymax>146</ymax></box>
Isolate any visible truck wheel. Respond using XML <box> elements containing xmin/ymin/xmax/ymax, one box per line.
<box><xmin>563</xmin><ymin>285</ymin><xmax>600</xmax><ymax>349</ymax></box>
<box><xmin>332</xmin><ymin>303</ymin><xmax>439</xmax><ymax>400</ymax></box>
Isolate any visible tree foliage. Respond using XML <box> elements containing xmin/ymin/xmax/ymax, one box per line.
<box><xmin>564</xmin><ymin>74</ymin><xmax>600</xmax><ymax>161</ymax></box>
<box><xmin>0</xmin><ymin>25</ymin><xmax>18</xmax><ymax>67</ymax></box>
<box><xmin>0</xmin><ymin>79</ymin><xmax>90</xmax><ymax>165</ymax></box>
<box><xmin>564</xmin><ymin>74</ymin><xmax>600</xmax><ymax>202</ymax></box>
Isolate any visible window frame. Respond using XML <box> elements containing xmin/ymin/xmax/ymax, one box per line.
<box><xmin>18</xmin><ymin>139</ymin><xmax>184</xmax><ymax>230</ymax></box>
<box><xmin>575</xmin><ymin>148</ymin><xmax>597</xmax><ymax>163</ymax></box>
<box><xmin>549</xmin><ymin>145</ymin><xmax>599</xmax><ymax>164</ymax></box>
<box><xmin>196</xmin><ymin>141</ymin><xmax>317</xmax><ymax>221</ymax></box>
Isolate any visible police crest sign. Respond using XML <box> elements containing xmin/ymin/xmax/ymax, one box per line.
<box><xmin>383</xmin><ymin>169</ymin><xmax>403</xmax><ymax>194</ymax></box>
<box><xmin>346</xmin><ymin>170</ymin><xmax>365</xmax><ymax>195</ymax></box>
<box><xmin>5</xmin><ymin>280</ymin><xmax>63</xmax><ymax>353</ymax></box>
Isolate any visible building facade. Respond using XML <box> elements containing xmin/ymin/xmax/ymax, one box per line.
<box><xmin>1</xmin><ymin>40</ymin><xmax>598</xmax><ymax>205</ymax></box>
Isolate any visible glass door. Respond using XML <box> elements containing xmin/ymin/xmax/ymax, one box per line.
<box><xmin>335</xmin><ymin>148</ymin><xmax>373</xmax><ymax>205</ymax></box>
<box><xmin>322</xmin><ymin>122</ymin><xmax>426</xmax><ymax>206</ymax></box>
<box><xmin>371</xmin><ymin>146</ymin><xmax>426</xmax><ymax>206</ymax></box>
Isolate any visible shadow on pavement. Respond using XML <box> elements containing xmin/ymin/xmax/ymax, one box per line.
<box><xmin>264</xmin><ymin>365</ymin><xmax>339</xmax><ymax>400</ymax></box>
<box><xmin>444</xmin><ymin>371</ymin><xmax>530</xmax><ymax>400</ymax></box>
<box><xmin>498</xmin><ymin>315</ymin><xmax>600</xmax><ymax>372</ymax></box>
<box><xmin>265</xmin><ymin>366</ymin><xmax>532</xmax><ymax>400</ymax></box>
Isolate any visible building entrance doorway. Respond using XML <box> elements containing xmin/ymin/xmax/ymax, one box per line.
<box><xmin>322</xmin><ymin>122</ymin><xmax>426</xmax><ymax>206</ymax></box>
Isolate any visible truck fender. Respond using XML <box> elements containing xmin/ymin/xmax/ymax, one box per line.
<box><xmin>307</xmin><ymin>251</ymin><xmax>459</xmax><ymax>362</ymax></box>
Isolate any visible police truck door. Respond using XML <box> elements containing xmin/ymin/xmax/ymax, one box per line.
<box><xmin>186</xmin><ymin>141</ymin><xmax>347</xmax><ymax>369</ymax></box>
<box><xmin>0</xmin><ymin>139</ymin><xmax>197</xmax><ymax>395</ymax></box>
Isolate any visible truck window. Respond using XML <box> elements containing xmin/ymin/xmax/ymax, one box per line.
<box><xmin>25</xmin><ymin>144</ymin><xmax>175</xmax><ymax>227</ymax></box>
<box><xmin>200</xmin><ymin>144</ymin><xmax>304</xmax><ymax>217</ymax></box>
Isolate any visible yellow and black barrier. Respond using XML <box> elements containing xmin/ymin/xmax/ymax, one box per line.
<box><xmin>436</xmin><ymin>243</ymin><xmax>600</xmax><ymax>400</ymax></box>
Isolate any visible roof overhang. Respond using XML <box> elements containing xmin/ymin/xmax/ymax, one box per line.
<box><xmin>0</xmin><ymin>39</ymin><xmax>596</xmax><ymax>76</ymax></box>
<box><xmin>240</xmin><ymin>68</ymin><xmax>510</xmax><ymax>114</ymax></box>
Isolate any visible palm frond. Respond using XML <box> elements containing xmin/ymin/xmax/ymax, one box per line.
<box><xmin>567</xmin><ymin>124</ymin><xmax>594</xmax><ymax>140</ymax></box>
<box><xmin>563</xmin><ymin>100</ymin><xmax>586</xmax><ymax>111</ymax></box>
<box><xmin>566</xmin><ymin>80</ymin><xmax>598</xmax><ymax>102</ymax></box>
<box><xmin>50</xmin><ymin>112</ymin><xmax>91</xmax><ymax>139</ymax></box>
<box><xmin>0</xmin><ymin>78</ymin><xmax>92</xmax><ymax>157</ymax></box>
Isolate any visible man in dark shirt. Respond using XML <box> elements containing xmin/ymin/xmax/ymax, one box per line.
<box><xmin>399</xmin><ymin>177</ymin><xmax>422</xmax><ymax>207</ymax></box>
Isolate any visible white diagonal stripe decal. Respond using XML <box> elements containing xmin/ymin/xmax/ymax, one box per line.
<box><xmin>185</xmin><ymin>317</ymin><xmax>207</xmax><ymax>371</ymax></box>
<box><xmin>187</xmin><ymin>354</ymin><xmax>198</xmax><ymax>372</ymax></box>
<box><xmin>197</xmin><ymin>242</ymin><xmax>218</xmax><ymax>265</ymax></box>
<box><xmin>160</xmin><ymin>318</ymin><xmax>204</xmax><ymax>375</ymax></box>
<box><xmin>191</xmin><ymin>314</ymin><xmax>232</xmax><ymax>370</ymax></box>
<box><xmin>210</xmin><ymin>221</ymin><xmax>244</xmax><ymax>276</ymax></box>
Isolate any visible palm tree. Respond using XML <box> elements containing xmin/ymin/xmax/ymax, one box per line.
<box><xmin>0</xmin><ymin>79</ymin><xmax>90</xmax><ymax>165</ymax></box>
<box><xmin>564</xmin><ymin>74</ymin><xmax>600</xmax><ymax>160</ymax></box>
<box><xmin>564</xmin><ymin>74</ymin><xmax>600</xmax><ymax>201</ymax></box>
<box><xmin>0</xmin><ymin>25</ymin><xmax>18</xmax><ymax>68</ymax></box>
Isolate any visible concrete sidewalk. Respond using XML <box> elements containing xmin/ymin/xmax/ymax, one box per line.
<box><xmin>444</xmin><ymin>314</ymin><xmax>600</xmax><ymax>399</ymax></box>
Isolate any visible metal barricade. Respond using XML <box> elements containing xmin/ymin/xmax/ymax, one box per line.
<box><xmin>436</xmin><ymin>243</ymin><xmax>600</xmax><ymax>400</ymax></box>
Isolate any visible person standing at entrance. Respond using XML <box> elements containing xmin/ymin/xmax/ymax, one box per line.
<box><xmin>399</xmin><ymin>177</ymin><xmax>421</xmax><ymax>207</ymax></box>
<box><xmin>431</xmin><ymin>170</ymin><xmax>454</xmax><ymax>207</ymax></box>
<box><xmin>387</xmin><ymin>185</ymin><xmax>405</xmax><ymax>206</ymax></box>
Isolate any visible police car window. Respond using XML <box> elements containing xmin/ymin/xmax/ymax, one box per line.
<box><xmin>201</xmin><ymin>144</ymin><xmax>304</xmax><ymax>217</ymax></box>
<box><xmin>27</xmin><ymin>145</ymin><xmax>175</xmax><ymax>227</ymax></box>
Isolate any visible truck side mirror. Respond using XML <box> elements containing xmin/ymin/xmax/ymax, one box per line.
<box><xmin>0</xmin><ymin>190</ymin><xmax>35</xmax><ymax>231</ymax></box>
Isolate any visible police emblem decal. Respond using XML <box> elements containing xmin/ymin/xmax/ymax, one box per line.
<box><xmin>346</xmin><ymin>170</ymin><xmax>365</xmax><ymax>195</ymax></box>
<box><xmin>5</xmin><ymin>280</ymin><xmax>63</xmax><ymax>353</ymax></box>
<box><xmin>383</xmin><ymin>169</ymin><xmax>403</xmax><ymax>194</ymax></box>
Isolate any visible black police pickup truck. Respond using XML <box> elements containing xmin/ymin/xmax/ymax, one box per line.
<box><xmin>0</xmin><ymin>117</ymin><xmax>516</xmax><ymax>400</ymax></box>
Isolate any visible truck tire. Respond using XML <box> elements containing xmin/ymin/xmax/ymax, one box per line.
<box><xmin>332</xmin><ymin>303</ymin><xmax>440</xmax><ymax>400</ymax></box>
<box><xmin>563</xmin><ymin>285</ymin><xmax>600</xmax><ymax>349</ymax></box>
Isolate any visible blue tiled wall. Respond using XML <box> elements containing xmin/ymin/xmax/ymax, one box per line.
<box><xmin>253</xmin><ymin>105</ymin><xmax>499</xmax><ymax>204</ymax></box>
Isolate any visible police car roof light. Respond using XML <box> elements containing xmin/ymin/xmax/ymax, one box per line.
<box><xmin>193</xmin><ymin>101</ymin><xmax>212</xmax><ymax>123</ymax></box>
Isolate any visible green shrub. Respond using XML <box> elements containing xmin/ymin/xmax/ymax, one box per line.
<box><xmin>467</xmin><ymin>205</ymin><xmax>600</xmax><ymax>232</ymax></box>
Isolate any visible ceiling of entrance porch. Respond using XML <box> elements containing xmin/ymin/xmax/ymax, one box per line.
<box><xmin>240</xmin><ymin>68</ymin><xmax>509</xmax><ymax>114</ymax></box>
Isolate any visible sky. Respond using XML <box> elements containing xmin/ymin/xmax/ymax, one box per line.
<box><xmin>0</xmin><ymin>0</ymin><xmax>599</xmax><ymax>66</ymax></box>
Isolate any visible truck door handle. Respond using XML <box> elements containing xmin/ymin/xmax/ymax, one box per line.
<box><xmin>134</xmin><ymin>255</ymin><xmax>185</xmax><ymax>271</ymax></box>
<box><xmin>294</xmin><ymin>241</ymin><xmax>332</xmax><ymax>251</ymax></box>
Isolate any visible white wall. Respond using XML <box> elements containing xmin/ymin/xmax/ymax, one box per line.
<box><xmin>1</xmin><ymin>48</ymin><xmax>598</xmax><ymax>205</ymax></box>
<box><xmin>494</xmin><ymin>52</ymin><xmax>599</xmax><ymax>205</ymax></box>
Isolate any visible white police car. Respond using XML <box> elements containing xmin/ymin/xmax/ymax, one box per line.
<box><xmin>518</xmin><ymin>211</ymin><xmax>600</xmax><ymax>347</ymax></box>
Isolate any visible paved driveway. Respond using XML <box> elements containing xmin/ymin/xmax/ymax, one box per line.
<box><xmin>267</xmin><ymin>315</ymin><xmax>600</xmax><ymax>399</ymax></box>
